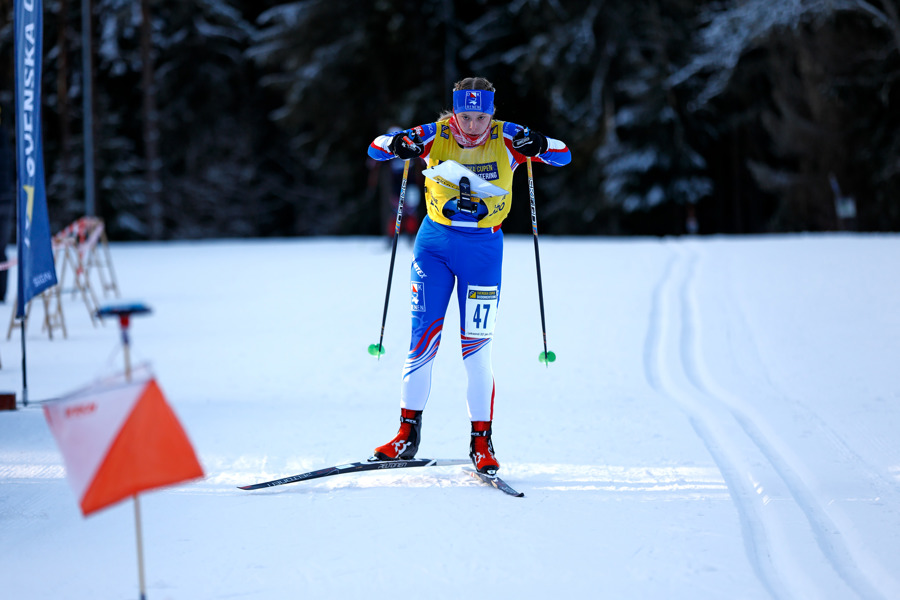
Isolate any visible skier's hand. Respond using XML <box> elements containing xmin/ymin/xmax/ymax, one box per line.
<box><xmin>389</xmin><ymin>130</ymin><xmax>424</xmax><ymax>160</ymax></box>
<box><xmin>512</xmin><ymin>128</ymin><xmax>548</xmax><ymax>157</ymax></box>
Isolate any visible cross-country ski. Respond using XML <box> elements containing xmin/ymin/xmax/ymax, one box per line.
<box><xmin>467</xmin><ymin>469</ymin><xmax>525</xmax><ymax>497</ymax></box>
<box><xmin>238</xmin><ymin>458</ymin><xmax>469</xmax><ymax>490</ymax></box>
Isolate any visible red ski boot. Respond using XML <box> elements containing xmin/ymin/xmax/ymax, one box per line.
<box><xmin>469</xmin><ymin>421</ymin><xmax>500</xmax><ymax>475</ymax></box>
<box><xmin>372</xmin><ymin>409</ymin><xmax>422</xmax><ymax>461</ymax></box>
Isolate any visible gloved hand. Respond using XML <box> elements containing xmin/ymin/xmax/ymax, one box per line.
<box><xmin>389</xmin><ymin>130</ymin><xmax>424</xmax><ymax>159</ymax></box>
<box><xmin>512</xmin><ymin>128</ymin><xmax>548</xmax><ymax>157</ymax></box>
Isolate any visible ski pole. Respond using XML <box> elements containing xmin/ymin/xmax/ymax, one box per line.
<box><xmin>369</xmin><ymin>153</ymin><xmax>412</xmax><ymax>358</ymax></box>
<box><xmin>527</xmin><ymin>157</ymin><xmax>556</xmax><ymax>365</ymax></box>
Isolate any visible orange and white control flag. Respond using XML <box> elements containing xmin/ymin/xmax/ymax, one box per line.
<box><xmin>44</xmin><ymin>373</ymin><xmax>204</xmax><ymax>516</ymax></box>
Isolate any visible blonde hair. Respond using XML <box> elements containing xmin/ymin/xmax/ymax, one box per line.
<box><xmin>453</xmin><ymin>77</ymin><xmax>496</xmax><ymax>93</ymax></box>
<box><xmin>440</xmin><ymin>77</ymin><xmax>497</xmax><ymax>120</ymax></box>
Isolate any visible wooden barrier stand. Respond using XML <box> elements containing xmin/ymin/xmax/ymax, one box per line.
<box><xmin>5</xmin><ymin>217</ymin><xmax>120</xmax><ymax>342</ymax></box>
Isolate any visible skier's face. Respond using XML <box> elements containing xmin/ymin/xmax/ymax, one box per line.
<box><xmin>456</xmin><ymin>111</ymin><xmax>491</xmax><ymax>137</ymax></box>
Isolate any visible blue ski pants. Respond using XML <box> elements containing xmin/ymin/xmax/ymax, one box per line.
<box><xmin>400</xmin><ymin>217</ymin><xmax>503</xmax><ymax>421</ymax></box>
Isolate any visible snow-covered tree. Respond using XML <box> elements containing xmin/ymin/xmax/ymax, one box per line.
<box><xmin>671</xmin><ymin>0</ymin><xmax>900</xmax><ymax>231</ymax></box>
<box><xmin>598</xmin><ymin>3</ymin><xmax>712</xmax><ymax>234</ymax></box>
<box><xmin>247</xmin><ymin>0</ymin><xmax>453</xmax><ymax>234</ymax></box>
<box><xmin>2</xmin><ymin>0</ymin><xmax>896</xmax><ymax>237</ymax></box>
<box><xmin>453</xmin><ymin>0</ymin><xmax>709</xmax><ymax>234</ymax></box>
<box><xmin>92</xmin><ymin>0</ymin><xmax>294</xmax><ymax>238</ymax></box>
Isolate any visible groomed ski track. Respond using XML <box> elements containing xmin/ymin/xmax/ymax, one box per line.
<box><xmin>4</xmin><ymin>235</ymin><xmax>900</xmax><ymax>600</ymax></box>
<box><xmin>644</xmin><ymin>241</ymin><xmax>900</xmax><ymax>600</ymax></box>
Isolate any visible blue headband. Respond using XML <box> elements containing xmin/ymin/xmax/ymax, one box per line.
<box><xmin>453</xmin><ymin>89</ymin><xmax>495</xmax><ymax>114</ymax></box>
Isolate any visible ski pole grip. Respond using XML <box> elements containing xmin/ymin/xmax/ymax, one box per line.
<box><xmin>401</xmin><ymin>135</ymin><xmax>417</xmax><ymax>151</ymax></box>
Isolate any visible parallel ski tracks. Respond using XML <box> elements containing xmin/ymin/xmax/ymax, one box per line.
<box><xmin>644</xmin><ymin>242</ymin><xmax>899</xmax><ymax>600</ymax></box>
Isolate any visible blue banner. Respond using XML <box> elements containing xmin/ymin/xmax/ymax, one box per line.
<box><xmin>14</xmin><ymin>0</ymin><xmax>56</xmax><ymax>319</ymax></box>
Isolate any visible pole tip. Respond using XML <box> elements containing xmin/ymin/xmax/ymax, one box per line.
<box><xmin>538</xmin><ymin>350</ymin><xmax>556</xmax><ymax>364</ymax></box>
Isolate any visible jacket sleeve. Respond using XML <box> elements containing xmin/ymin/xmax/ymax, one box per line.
<box><xmin>367</xmin><ymin>133</ymin><xmax>396</xmax><ymax>161</ymax></box>
<box><xmin>502</xmin><ymin>121</ymin><xmax>571</xmax><ymax>168</ymax></box>
<box><xmin>367</xmin><ymin>123</ymin><xmax>438</xmax><ymax>161</ymax></box>
<box><xmin>538</xmin><ymin>136</ymin><xmax>572</xmax><ymax>167</ymax></box>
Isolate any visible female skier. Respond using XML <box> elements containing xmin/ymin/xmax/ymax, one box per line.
<box><xmin>366</xmin><ymin>76</ymin><xmax>571</xmax><ymax>475</ymax></box>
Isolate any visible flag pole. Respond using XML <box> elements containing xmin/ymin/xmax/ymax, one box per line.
<box><xmin>97</xmin><ymin>303</ymin><xmax>152</xmax><ymax>600</ymax></box>
<box><xmin>134</xmin><ymin>495</ymin><xmax>147</xmax><ymax>600</ymax></box>
<box><xmin>122</xmin><ymin>321</ymin><xmax>146</xmax><ymax>600</ymax></box>
<box><xmin>120</xmin><ymin>312</ymin><xmax>146</xmax><ymax>600</ymax></box>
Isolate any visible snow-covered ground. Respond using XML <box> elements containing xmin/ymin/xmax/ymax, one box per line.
<box><xmin>1</xmin><ymin>233</ymin><xmax>899</xmax><ymax>599</ymax></box>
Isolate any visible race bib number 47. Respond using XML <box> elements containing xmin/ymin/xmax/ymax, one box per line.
<box><xmin>464</xmin><ymin>285</ymin><xmax>499</xmax><ymax>338</ymax></box>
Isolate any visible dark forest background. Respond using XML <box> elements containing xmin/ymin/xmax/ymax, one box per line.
<box><xmin>0</xmin><ymin>0</ymin><xmax>898</xmax><ymax>239</ymax></box>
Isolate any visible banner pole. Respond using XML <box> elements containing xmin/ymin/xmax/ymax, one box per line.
<box><xmin>19</xmin><ymin>318</ymin><xmax>27</xmax><ymax>406</ymax></box>
<box><xmin>14</xmin><ymin>0</ymin><xmax>58</xmax><ymax>405</ymax></box>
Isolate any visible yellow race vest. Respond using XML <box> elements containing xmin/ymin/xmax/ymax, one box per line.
<box><xmin>424</xmin><ymin>119</ymin><xmax>514</xmax><ymax>229</ymax></box>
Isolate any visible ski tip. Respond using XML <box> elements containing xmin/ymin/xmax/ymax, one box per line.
<box><xmin>238</xmin><ymin>481</ymin><xmax>278</xmax><ymax>490</ymax></box>
<box><xmin>467</xmin><ymin>469</ymin><xmax>525</xmax><ymax>497</ymax></box>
